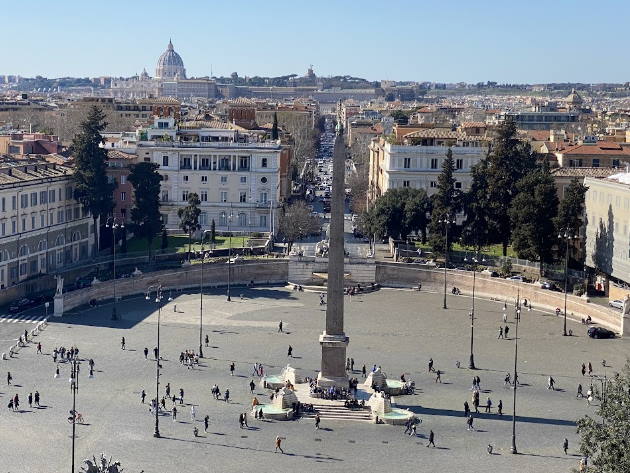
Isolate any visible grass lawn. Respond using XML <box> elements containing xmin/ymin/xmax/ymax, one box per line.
<box><xmin>126</xmin><ymin>234</ymin><xmax>253</xmax><ymax>254</ymax></box>
<box><xmin>414</xmin><ymin>241</ymin><xmax>517</xmax><ymax>258</ymax></box>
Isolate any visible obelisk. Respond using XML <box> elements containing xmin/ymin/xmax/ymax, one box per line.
<box><xmin>317</xmin><ymin>119</ymin><xmax>349</xmax><ymax>388</ymax></box>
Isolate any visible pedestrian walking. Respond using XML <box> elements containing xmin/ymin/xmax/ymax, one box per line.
<box><xmin>225</xmin><ymin>389</ymin><xmax>230</xmax><ymax>403</ymax></box>
<box><xmin>287</xmin><ymin>345</ymin><xmax>293</xmax><ymax>358</ymax></box>
<box><xmin>581</xmin><ymin>363</ymin><xmax>586</xmax><ymax>377</ymax></box>
<box><xmin>37</xmin><ymin>343</ymin><xmax>42</xmax><ymax>354</ymax></box>
<box><xmin>427</xmin><ymin>430</ymin><xmax>435</xmax><ymax>447</ymax></box>
<box><xmin>563</xmin><ymin>438</ymin><xmax>569</xmax><ymax>455</ymax></box>
<box><xmin>497</xmin><ymin>400</ymin><xmax>503</xmax><ymax>415</ymax></box>
<box><xmin>504</xmin><ymin>373</ymin><xmax>511</xmax><ymax>387</ymax></box>
<box><xmin>165</xmin><ymin>383</ymin><xmax>171</xmax><ymax>398</ymax></box>
<box><xmin>502</xmin><ymin>312</ymin><xmax>507</xmax><ymax>323</ymax></box>
<box><xmin>153</xmin><ymin>347</ymin><xmax>159</xmax><ymax>360</ymax></box>
<box><xmin>144</xmin><ymin>347</ymin><xmax>148</xmax><ymax>359</ymax></box>
<box><xmin>351</xmin><ymin>358</ymin><xmax>355</xmax><ymax>371</ymax></box>
<box><xmin>172</xmin><ymin>406</ymin><xmax>177</xmax><ymax>421</ymax></box>
<box><xmin>191</xmin><ymin>405</ymin><xmax>196</xmax><ymax>421</ymax></box>
<box><xmin>7</xmin><ymin>371</ymin><xmax>12</xmax><ymax>385</ymax></box>
<box><xmin>13</xmin><ymin>394</ymin><xmax>19</xmax><ymax>411</ymax></box>
<box><xmin>55</xmin><ymin>365</ymin><xmax>60</xmax><ymax>379</ymax></box>
<box><xmin>315</xmin><ymin>413</ymin><xmax>321</xmax><ymax>430</ymax></box>
<box><xmin>275</xmin><ymin>436</ymin><xmax>285</xmax><ymax>453</ymax></box>
<box><xmin>278</xmin><ymin>320</ymin><xmax>283</xmax><ymax>333</ymax></box>
<box><xmin>250</xmin><ymin>379</ymin><xmax>256</xmax><ymax>394</ymax></box>
<box><xmin>410</xmin><ymin>423</ymin><xmax>417</xmax><ymax>437</ymax></box>
<box><xmin>403</xmin><ymin>419</ymin><xmax>412</xmax><ymax>434</ymax></box>
<box><xmin>504</xmin><ymin>326</ymin><xmax>509</xmax><ymax>338</ymax></box>
<box><xmin>141</xmin><ymin>390</ymin><xmax>146</xmax><ymax>403</ymax></box>
<box><xmin>362</xmin><ymin>365</ymin><xmax>367</xmax><ymax>378</ymax></box>
<box><xmin>230</xmin><ymin>362</ymin><xmax>235</xmax><ymax>376</ymax></box>
<box><xmin>179</xmin><ymin>388</ymin><xmax>184</xmax><ymax>404</ymax></box>
<box><xmin>467</xmin><ymin>415</ymin><xmax>474</xmax><ymax>431</ymax></box>
<box><xmin>205</xmin><ymin>334</ymin><xmax>209</xmax><ymax>347</ymax></box>
<box><xmin>204</xmin><ymin>415</ymin><xmax>209</xmax><ymax>432</ymax></box>
<box><xmin>577</xmin><ymin>384</ymin><xmax>584</xmax><ymax>398</ymax></box>
<box><xmin>485</xmin><ymin>398</ymin><xmax>492</xmax><ymax>413</ymax></box>
<box><xmin>548</xmin><ymin>376</ymin><xmax>556</xmax><ymax>390</ymax></box>
<box><xmin>428</xmin><ymin>358</ymin><xmax>434</xmax><ymax>373</ymax></box>
<box><xmin>28</xmin><ymin>393</ymin><xmax>33</xmax><ymax>408</ymax></box>
<box><xmin>463</xmin><ymin>401</ymin><xmax>470</xmax><ymax>418</ymax></box>
<box><xmin>588</xmin><ymin>362</ymin><xmax>593</xmax><ymax>376</ymax></box>
<box><xmin>435</xmin><ymin>370</ymin><xmax>442</xmax><ymax>383</ymax></box>
<box><xmin>173</xmin><ymin>304</ymin><xmax>177</xmax><ymax>312</ymax></box>
<box><xmin>121</xmin><ymin>337</ymin><xmax>125</xmax><ymax>350</ymax></box>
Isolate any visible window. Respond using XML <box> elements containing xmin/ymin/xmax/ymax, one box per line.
<box><xmin>200</xmin><ymin>191</ymin><xmax>208</xmax><ymax>202</ymax></box>
<box><xmin>40</xmin><ymin>214</ymin><xmax>45</xmax><ymax>228</ymax></box>
<box><xmin>19</xmin><ymin>245</ymin><xmax>29</xmax><ymax>257</ymax></box>
<box><xmin>219</xmin><ymin>212</ymin><xmax>227</xmax><ymax>226</ymax></box>
<box><xmin>74</xmin><ymin>207</ymin><xmax>80</xmax><ymax>219</ymax></box>
<box><xmin>120</xmin><ymin>192</ymin><xmax>126</xmax><ymax>201</ymax></box>
<box><xmin>11</xmin><ymin>219</ymin><xmax>16</xmax><ymax>233</ymax></box>
<box><xmin>40</xmin><ymin>191</ymin><xmax>47</xmax><ymax>204</ymax></box>
<box><xmin>592</xmin><ymin>159</ymin><xmax>600</xmax><ymax>168</ymax></box>
<box><xmin>456</xmin><ymin>159</ymin><xmax>463</xmax><ymax>170</ymax></box>
<box><xmin>220</xmin><ymin>176</ymin><xmax>228</xmax><ymax>183</ymax></box>
<box><xmin>22</xmin><ymin>218</ymin><xmax>26</xmax><ymax>231</ymax></box>
<box><xmin>65</xmin><ymin>187</ymin><xmax>73</xmax><ymax>200</ymax></box>
<box><xmin>238</xmin><ymin>213</ymin><xmax>247</xmax><ymax>227</ymax></box>
<box><xmin>239</xmin><ymin>191</ymin><xmax>247</xmax><ymax>203</ymax></box>
<box><xmin>220</xmin><ymin>191</ymin><xmax>228</xmax><ymax>203</ymax></box>
<box><xmin>183</xmin><ymin>175</ymin><xmax>189</xmax><ymax>182</ymax></box>
<box><xmin>259</xmin><ymin>215</ymin><xmax>267</xmax><ymax>228</ymax></box>
<box><xmin>455</xmin><ymin>182</ymin><xmax>462</xmax><ymax>189</ymax></box>
<box><xmin>161</xmin><ymin>191</ymin><xmax>168</xmax><ymax>202</ymax></box>
<box><xmin>403</xmin><ymin>157</ymin><xmax>411</xmax><ymax>169</ymax></box>
<box><xmin>1</xmin><ymin>197</ymin><xmax>4</xmax><ymax>212</ymax></box>
<box><xmin>182</xmin><ymin>157</ymin><xmax>192</xmax><ymax>169</ymax></box>
<box><xmin>402</xmin><ymin>180</ymin><xmax>410</xmax><ymax>188</ymax></box>
<box><xmin>430</xmin><ymin>181</ymin><xmax>437</xmax><ymax>188</ymax></box>
<box><xmin>162</xmin><ymin>156</ymin><xmax>169</xmax><ymax>166</ymax></box>
<box><xmin>49</xmin><ymin>212</ymin><xmax>54</xmax><ymax>225</ymax></box>
<box><xmin>219</xmin><ymin>156</ymin><xmax>230</xmax><ymax>170</ymax></box>
<box><xmin>259</xmin><ymin>192</ymin><xmax>268</xmax><ymax>203</ymax></box>
<box><xmin>21</xmin><ymin>194</ymin><xmax>28</xmax><ymax>208</ymax></box>
<box><xmin>200</xmin><ymin>157</ymin><xmax>210</xmax><ymax>169</ymax></box>
<box><xmin>30</xmin><ymin>260</ymin><xmax>38</xmax><ymax>274</ymax></box>
<box><xmin>201</xmin><ymin>176</ymin><xmax>208</xmax><ymax>183</ymax></box>
<box><xmin>19</xmin><ymin>262</ymin><xmax>27</xmax><ymax>276</ymax></box>
<box><xmin>1</xmin><ymin>222</ymin><xmax>4</xmax><ymax>236</ymax></box>
<box><xmin>120</xmin><ymin>175</ymin><xmax>127</xmax><ymax>185</ymax></box>
<box><xmin>182</xmin><ymin>191</ymin><xmax>189</xmax><ymax>202</ymax></box>
<box><xmin>30</xmin><ymin>192</ymin><xmax>37</xmax><ymax>206</ymax></box>
<box><xmin>430</xmin><ymin>158</ymin><xmax>438</xmax><ymax>169</ymax></box>
<box><xmin>261</xmin><ymin>158</ymin><xmax>268</xmax><ymax>168</ymax></box>
<box><xmin>239</xmin><ymin>156</ymin><xmax>250</xmax><ymax>170</ymax></box>
<box><xmin>12</xmin><ymin>195</ymin><xmax>16</xmax><ymax>210</ymax></box>
<box><xmin>240</xmin><ymin>176</ymin><xmax>247</xmax><ymax>183</ymax></box>
<box><xmin>31</xmin><ymin>215</ymin><xmax>36</xmax><ymax>229</ymax></box>
<box><xmin>49</xmin><ymin>190</ymin><xmax>55</xmax><ymax>203</ymax></box>
<box><xmin>612</xmin><ymin>159</ymin><xmax>620</xmax><ymax>168</ymax></box>
<box><xmin>200</xmin><ymin>212</ymin><xmax>208</xmax><ymax>225</ymax></box>
<box><xmin>66</xmin><ymin>208</ymin><xmax>72</xmax><ymax>221</ymax></box>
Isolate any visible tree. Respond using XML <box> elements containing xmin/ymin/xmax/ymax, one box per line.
<box><xmin>161</xmin><ymin>228</ymin><xmax>168</xmax><ymax>250</ymax></box>
<box><xmin>508</xmin><ymin>162</ymin><xmax>559</xmax><ymax>273</ymax></box>
<box><xmin>428</xmin><ymin>148</ymin><xmax>460</xmax><ymax>254</ymax></box>
<box><xmin>210</xmin><ymin>219</ymin><xmax>216</xmax><ymax>244</ymax></box>
<box><xmin>461</xmin><ymin>160</ymin><xmax>492</xmax><ymax>251</ymax></box>
<box><xmin>271</xmin><ymin>112</ymin><xmax>279</xmax><ymax>140</ymax></box>
<box><xmin>278</xmin><ymin>201</ymin><xmax>319</xmax><ymax>253</ymax></box>
<box><xmin>363</xmin><ymin>188</ymin><xmax>430</xmax><ymax>241</ymax></box>
<box><xmin>555</xmin><ymin>178</ymin><xmax>588</xmax><ymax>235</ymax></box>
<box><xmin>390</xmin><ymin>110</ymin><xmax>409</xmax><ymax>124</ymax></box>
<box><xmin>71</xmin><ymin>106</ymin><xmax>115</xmax><ymax>255</ymax></box>
<box><xmin>576</xmin><ymin>361</ymin><xmax>630</xmax><ymax>472</ymax></box>
<box><xmin>127</xmin><ymin>162</ymin><xmax>163</xmax><ymax>259</ymax></box>
<box><xmin>484</xmin><ymin>119</ymin><xmax>537</xmax><ymax>255</ymax></box>
<box><xmin>177</xmin><ymin>193</ymin><xmax>201</xmax><ymax>259</ymax></box>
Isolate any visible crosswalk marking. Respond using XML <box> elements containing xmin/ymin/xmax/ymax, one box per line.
<box><xmin>0</xmin><ymin>315</ymin><xmax>45</xmax><ymax>324</ymax></box>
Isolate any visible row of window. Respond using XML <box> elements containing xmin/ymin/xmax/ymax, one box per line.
<box><xmin>0</xmin><ymin>206</ymin><xmax>86</xmax><ymax>237</ymax></box>
<box><xmin>162</xmin><ymin>155</ymin><xmax>268</xmax><ymax>169</ymax></box>
<box><xmin>0</xmin><ymin>231</ymin><xmax>84</xmax><ymax>264</ymax></box>
<box><xmin>1</xmin><ymin>187</ymin><xmax>71</xmax><ymax>213</ymax></box>
<box><xmin>175</xmin><ymin>190</ymin><xmax>270</xmax><ymax>204</ymax></box>
<box><xmin>401</xmin><ymin>157</ymin><xmax>465</xmax><ymax>170</ymax></box>
<box><xmin>2</xmin><ymin>244</ymin><xmax>88</xmax><ymax>281</ymax></box>
<box><xmin>400</xmin><ymin>180</ymin><xmax>462</xmax><ymax>189</ymax></box>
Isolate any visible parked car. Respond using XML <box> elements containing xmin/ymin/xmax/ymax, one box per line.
<box><xmin>506</xmin><ymin>275</ymin><xmax>525</xmax><ymax>282</ymax></box>
<box><xmin>481</xmin><ymin>269</ymin><xmax>499</xmax><ymax>277</ymax></box>
<box><xmin>587</xmin><ymin>327</ymin><xmax>616</xmax><ymax>339</ymax></box>
<box><xmin>8</xmin><ymin>298</ymin><xmax>34</xmax><ymax>314</ymax></box>
<box><xmin>608</xmin><ymin>299</ymin><xmax>624</xmax><ymax>310</ymax></box>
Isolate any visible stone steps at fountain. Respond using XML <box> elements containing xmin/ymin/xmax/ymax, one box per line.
<box><xmin>301</xmin><ymin>404</ymin><xmax>373</xmax><ymax>422</ymax></box>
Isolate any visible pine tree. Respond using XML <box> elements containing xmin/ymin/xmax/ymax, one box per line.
<box><xmin>485</xmin><ymin>119</ymin><xmax>537</xmax><ymax>255</ymax></box>
<box><xmin>271</xmin><ymin>112</ymin><xmax>279</xmax><ymax>140</ymax></box>
<box><xmin>177</xmin><ymin>193</ymin><xmax>202</xmax><ymax>260</ymax></box>
<box><xmin>461</xmin><ymin>160</ymin><xmax>492</xmax><ymax>251</ymax></box>
<box><xmin>71</xmin><ymin>106</ymin><xmax>115</xmax><ymax>255</ymax></box>
<box><xmin>428</xmin><ymin>148</ymin><xmax>460</xmax><ymax>253</ymax></box>
<box><xmin>127</xmin><ymin>162</ymin><xmax>163</xmax><ymax>260</ymax></box>
<box><xmin>508</xmin><ymin>162</ymin><xmax>558</xmax><ymax>273</ymax></box>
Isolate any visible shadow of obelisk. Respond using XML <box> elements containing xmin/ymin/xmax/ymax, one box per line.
<box><xmin>317</xmin><ymin>118</ymin><xmax>349</xmax><ymax>388</ymax></box>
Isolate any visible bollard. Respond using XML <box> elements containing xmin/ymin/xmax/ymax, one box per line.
<box><xmin>2</xmin><ymin>353</ymin><xmax>6</xmax><ymax>360</ymax></box>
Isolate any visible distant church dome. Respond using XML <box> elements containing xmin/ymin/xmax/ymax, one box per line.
<box><xmin>566</xmin><ymin>88</ymin><xmax>583</xmax><ymax>105</ymax></box>
<box><xmin>155</xmin><ymin>40</ymin><xmax>186</xmax><ymax>80</ymax></box>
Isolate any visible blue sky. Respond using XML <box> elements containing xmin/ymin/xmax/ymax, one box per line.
<box><xmin>1</xmin><ymin>0</ymin><xmax>629</xmax><ymax>83</ymax></box>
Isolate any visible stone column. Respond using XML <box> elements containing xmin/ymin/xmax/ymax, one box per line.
<box><xmin>318</xmin><ymin>122</ymin><xmax>349</xmax><ymax>388</ymax></box>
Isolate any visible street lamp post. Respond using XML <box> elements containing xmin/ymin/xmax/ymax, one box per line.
<box><xmin>464</xmin><ymin>255</ymin><xmax>484</xmax><ymax>370</ymax></box>
<box><xmin>199</xmin><ymin>230</ymin><xmax>212</xmax><ymax>358</ymax></box>
<box><xmin>106</xmin><ymin>217</ymin><xmax>124</xmax><ymax>321</ymax></box>
<box><xmin>45</xmin><ymin>301</ymin><xmax>49</xmax><ymax>319</ymax></box>
<box><xmin>146</xmin><ymin>284</ymin><xmax>171</xmax><ymax>438</ymax></box>
<box><xmin>227</xmin><ymin>210</ymin><xmax>234</xmax><ymax>302</ymax></box>
<box><xmin>70</xmin><ymin>358</ymin><xmax>80</xmax><ymax>473</ymax></box>
<box><xmin>511</xmin><ymin>290</ymin><xmax>521</xmax><ymax>454</ymax></box>
<box><xmin>558</xmin><ymin>230</ymin><xmax>578</xmax><ymax>336</ymax></box>
<box><xmin>439</xmin><ymin>215</ymin><xmax>456</xmax><ymax>309</ymax></box>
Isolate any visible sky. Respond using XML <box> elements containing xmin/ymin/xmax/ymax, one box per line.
<box><xmin>1</xmin><ymin>0</ymin><xmax>629</xmax><ymax>84</ymax></box>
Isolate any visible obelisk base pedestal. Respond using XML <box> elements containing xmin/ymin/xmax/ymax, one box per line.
<box><xmin>317</xmin><ymin>332</ymin><xmax>349</xmax><ymax>388</ymax></box>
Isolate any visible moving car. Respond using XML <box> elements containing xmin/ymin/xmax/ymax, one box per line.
<box><xmin>608</xmin><ymin>299</ymin><xmax>624</xmax><ymax>310</ymax></box>
<box><xmin>506</xmin><ymin>275</ymin><xmax>525</xmax><ymax>282</ymax></box>
<box><xmin>587</xmin><ymin>327</ymin><xmax>616</xmax><ymax>339</ymax></box>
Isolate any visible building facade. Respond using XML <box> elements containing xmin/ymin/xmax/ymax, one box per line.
<box><xmin>0</xmin><ymin>158</ymin><xmax>95</xmax><ymax>289</ymax></box>
<box><xmin>135</xmin><ymin>118</ymin><xmax>286</xmax><ymax>234</ymax></box>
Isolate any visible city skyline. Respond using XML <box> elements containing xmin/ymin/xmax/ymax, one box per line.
<box><xmin>2</xmin><ymin>0</ymin><xmax>630</xmax><ymax>83</ymax></box>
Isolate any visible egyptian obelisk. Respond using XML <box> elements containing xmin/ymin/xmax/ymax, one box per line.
<box><xmin>317</xmin><ymin>118</ymin><xmax>349</xmax><ymax>388</ymax></box>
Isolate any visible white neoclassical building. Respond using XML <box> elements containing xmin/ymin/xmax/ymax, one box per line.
<box><xmin>135</xmin><ymin>118</ymin><xmax>289</xmax><ymax>235</ymax></box>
